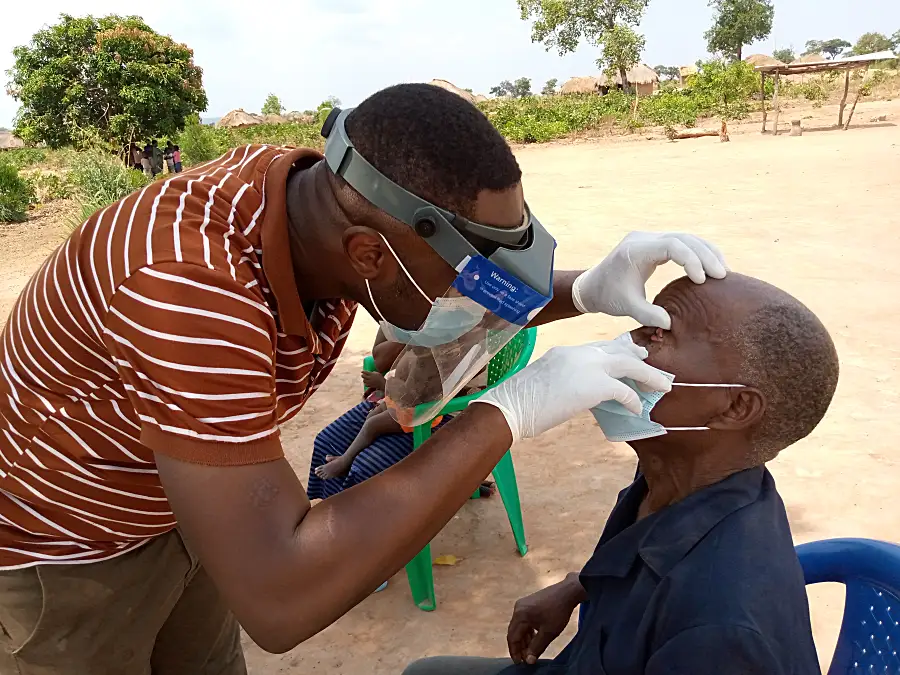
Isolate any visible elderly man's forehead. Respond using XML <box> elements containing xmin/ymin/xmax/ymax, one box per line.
<box><xmin>652</xmin><ymin>275</ymin><xmax>765</xmax><ymax>322</ymax></box>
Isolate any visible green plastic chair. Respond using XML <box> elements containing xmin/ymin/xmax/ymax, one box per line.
<box><xmin>363</xmin><ymin>328</ymin><xmax>537</xmax><ymax>611</ymax></box>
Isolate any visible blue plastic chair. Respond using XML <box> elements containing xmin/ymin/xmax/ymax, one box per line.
<box><xmin>575</xmin><ymin>538</ymin><xmax>900</xmax><ymax>674</ymax></box>
<box><xmin>797</xmin><ymin>538</ymin><xmax>900</xmax><ymax>674</ymax></box>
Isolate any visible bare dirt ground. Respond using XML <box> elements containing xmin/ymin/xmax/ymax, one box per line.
<box><xmin>1</xmin><ymin>97</ymin><xmax>898</xmax><ymax>674</ymax></box>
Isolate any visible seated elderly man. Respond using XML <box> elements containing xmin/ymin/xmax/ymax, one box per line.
<box><xmin>404</xmin><ymin>273</ymin><xmax>838</xmax><ymax>675</ymax></box>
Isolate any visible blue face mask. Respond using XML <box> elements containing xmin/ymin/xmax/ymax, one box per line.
<box><xmin>590</xmin><ymin>335</ymin><xmax>743</xmax><ymax>442</ymax></box>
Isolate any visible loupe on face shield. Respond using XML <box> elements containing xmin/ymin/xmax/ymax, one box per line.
<box><xmin>322</xmin><ymin>107</ymin><xmax>557</xmax><ymax>425</ymax></box>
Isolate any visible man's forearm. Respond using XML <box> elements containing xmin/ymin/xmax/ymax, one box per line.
<box><xmin>529</xmin><ymin>270</ymin><xmax>585</xmax><ymax>326</ymax></box>
<box><xmin>266</xmin><ymin>404</ymin><xmax>514</xmax><ymax>648</ymax></box>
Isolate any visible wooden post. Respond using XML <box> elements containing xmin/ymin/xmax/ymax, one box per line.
<box><xmin>760</xmin><ymin>73</ymin><xmax>767</xmax><ymax>133</ymax></box>
<box><xmin>844</xmin><ymin>65</ymin><xmax>869</xmax><ymax>130</ymax></box>
<box><xmin>838</xmin><ymin>69</ymin><xmax>851</xmax><ymax>127</ymax></box>
<box><xmin>772</xmin><ymin>73</ymin><xmax>781</xmax><ymax>136</ymax></box>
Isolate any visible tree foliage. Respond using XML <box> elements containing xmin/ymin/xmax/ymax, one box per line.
<box><xmin>261</xmin><ymin>94</ymin><xmax>284</xmax><ymax>116</ymax></box>
<box><xmin>541</xmin><ymin>78</ymin><xmax>559</xmax><ymax>95</ymax></box>
<box><xmin>517</xmin><ymin>0</ymin><xmax>649</xmax><ymax>87</ymax></box>
<box><xmin>892</xmin><ymin>31</ymin><xmax>900</xmax><ymax>52</ymax></box>
<box><xmin>654</xmin><ymin>65</ymin><xmax>681</xmax><ymax>81</ymax></box>
<box><xmin>804</xmin><ymin>39</ymin><xmax>851</xmax><ymax>59</ymax></box>
<box><xmin>7</xmin><ymin>14</ymin><xmax>207</xmax><ymax>150</ymax></box>
<box><xmin>772</xmin><ymin>47</ymin><xmax>795</xmax><ymax>64</ymax></box>
<box><xmin>704</xmin><ymin>0</ymin><xmax>774</xmax><ymax>62</ymax></box>
<box><xmin>851</xmin><ymin>32</ymin><xmax>893</xmax><ymax>56</ymax></box>
<box><xmin>691</xmin><ymin>59</ymin><xmax>759</xmax><ymax>120</ymax></box>
<box><xmin>490</xmin><ymin>78</ymin><xmax>533</xmax><ymax>98</ymax></box>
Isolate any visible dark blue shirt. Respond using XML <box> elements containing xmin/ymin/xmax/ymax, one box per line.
<box><xmin>504</xmin><ymin>467</ymin><xmax>820</xmax><ymax>675</ymax></box>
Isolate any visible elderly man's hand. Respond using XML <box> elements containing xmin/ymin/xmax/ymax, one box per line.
<box><xmin>572</xmin><ymin>232</ymin><xmax>728</xmax><ymax>329</ymax></box>
<box><xmin>507</xmin><ymin>573</ymin><xmax>587</xmax><ymax>665</ymax></box>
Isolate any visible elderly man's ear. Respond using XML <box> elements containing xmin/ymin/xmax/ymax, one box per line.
<box><xmin>706</xmin><ymin>388</ymin><xmax>766</xmax><ymax>431</ymax></box>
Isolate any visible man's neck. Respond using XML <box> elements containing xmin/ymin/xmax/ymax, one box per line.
<box><xmin>285</xmin><ymin>164</ymin><xmax>350</xmax><ymax>301</ymax></box>
<box><xmin>632</xmin><ymin>436</ymin><xmax>753</xmax><ymax>518</ymax></box>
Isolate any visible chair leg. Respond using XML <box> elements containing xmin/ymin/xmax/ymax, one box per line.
<box><xmin>493</xmin><ymin>450</ymin><xmax>527</xmax><ymax>557</ymax></box>
<box><xmin>405</xmin><ymin>543</ymin><xmax>436</xmax><ymax>611</ymax></box>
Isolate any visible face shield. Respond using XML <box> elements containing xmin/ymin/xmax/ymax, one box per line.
<box><xmin>322</xmin><ymin>107</ymin><xmax>556</xmax><ymax>427</ymax></box>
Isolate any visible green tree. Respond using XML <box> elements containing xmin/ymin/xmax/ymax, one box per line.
<box><xmin>704</xmin><ymin>0</ymin><xmax>774</xmax><ymax>62</ymax></box>
<box><xmin>891</xmin><ymin>30</ymin><xmax>900</xmax><ymax>52</ymax></box>
<box><xmin>851</xmin><ymin>32</ymin><xmax>893</xmax><ymax>56</ymax></box>
<box><xmin>772</xmin><ymin>47</ymin><xmax>795</xmax><ymax>63</ymax></box>
<box><xmin>693</xmin><ymin>59</ymin><xmax>759</xmax><ymax>120</ymax></box>
<box><xmin>541</xmin><ymin>78</ymin><xmax>558</xmax><ymax>95</ymax></box>
<box><xmin>7</xmin><ymin>14</ymin><xmax>207</xmax><ymax>150</ymax></box>
<box><xmin>803</xmin><ymin>38</ymin><xmax>851</xmax><ymax>59</ymax></box>
<box><xmin>261</xmin><ymin>94</ymin><xmax>284</xmax><ymax>116</ymax></box>
<box><xmin>654</xmin><ymin>65</ymin><xmax>681</xmax><ymax>81</ymax></box>
<box><xmin>490</xmin><ymin>78</ymin><xmax>533</xmax><ymax>98</ymax></box>
<box><xmin>517</xmin><ymin>0</ymin><xmax>650</xmax><ymax>89</ymax></box>
<box><xmin>315</xmin><ymin>96</ymin><xmax>341</xmax><ymax>124</ymax></box>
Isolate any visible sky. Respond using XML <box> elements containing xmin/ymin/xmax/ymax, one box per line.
<box><xmin>1</xmin><ymin>0</ymin><xmax>898</xmax><ymax>127</ymax></box>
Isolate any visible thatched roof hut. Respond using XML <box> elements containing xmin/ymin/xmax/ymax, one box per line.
<box><xmin>744</xmin><ymin>54</ymin><xmax>786</xmax><ymax>68</ymax></box>
<box><xmin>216</xmin><ymin>109</ymin><xmax>262</xmax><ymax>128</ymax></box>
<box><xmin>795</xmin><ymin>53</ymin><xmax>826</xmax><ymax>64</ymax></box>
<box><xmin>0</xmin><ymin>131</ymin><xmax>24</xmax><ymax>150</ymax></box>
<box><xmin>597</xmin><ymin>64</ymin><xmax>660</xmax><ymax>87</ymax></box>
<box><xmin>260</xmin><ymin>114</ymin><xmax>289</xmax><ymax>125</ymax></box>
<box><xmin>560</xmin><ymin>76</ymin><xmax>603</xmax><ymax>94</ymax></box>
<box><xmin>428</xmin><ymin>80</ymin><xmax>476</xmax><ymax>104</ymax></box>
<box><xmin>285</xmin><ymin>111</ymin><xmax>317</xmax><ymax>124</ymax></box>
<box><xmin>473</xmin><ymin>94</ymin><xmax>488</xmax><ymax>104</ymax></box>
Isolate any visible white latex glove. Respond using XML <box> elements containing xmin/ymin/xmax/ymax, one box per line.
<box><xmin>571</xmin><ymin>232</ymin><xmax>729</xmax><ymax>329</ymax></box>
<box><xmin>473</xmin><ymin>340</ymin><xmax>671</xmax><ymax>443</ymax></box>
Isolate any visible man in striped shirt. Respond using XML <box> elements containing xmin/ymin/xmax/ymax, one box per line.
<box><xmin>0</xmin><ymin>84</ymin><xmax>727</xmax><ymax>673</ymax></box>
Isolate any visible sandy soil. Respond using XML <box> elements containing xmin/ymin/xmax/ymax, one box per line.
<box><xmin>2</xmin><ymin>98</ymin><xmax>898</xmax><ymax>674</ymax></box>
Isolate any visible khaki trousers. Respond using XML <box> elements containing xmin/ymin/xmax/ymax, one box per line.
<box><xmin>0</xmin><ymin>530</ymin><xmax>246</xmax><ymax>675</ymax></box>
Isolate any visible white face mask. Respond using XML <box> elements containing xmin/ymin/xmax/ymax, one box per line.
<box><xmin>591</xmin><ymin>332</ymin><xmax>744</xmax><ymax>442</ymax></box>
<box><xmin>365</xmin><ymin>234</ymin><xmax>485</xmax><ymax>348</ymax></box>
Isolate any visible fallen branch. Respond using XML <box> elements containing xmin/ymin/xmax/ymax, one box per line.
<box><xmin>667</xmin><ymin>128</ymin><xmax>721</xmax><ymax>140</ymax></box>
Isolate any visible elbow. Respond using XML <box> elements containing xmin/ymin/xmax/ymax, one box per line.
<box><xmin>243</xmin><ymin>615</ymin><xmax>319</xmax><ymax>655</ymax></box>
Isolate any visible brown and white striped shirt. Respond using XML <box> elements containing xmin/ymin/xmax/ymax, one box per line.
<box><xmin>0</xmin><ymin>145</ymin><xmax>356</xmax><ymax>569</ymax></box>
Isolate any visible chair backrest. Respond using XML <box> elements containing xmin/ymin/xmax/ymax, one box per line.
<box><xmin>486</xmin><ymin>328</ymin><xmax>537</xmax><ymax>387</ymax></box>
<box><xmin>796</xmin><ymin>538</ymin><xmax>900</xmax><ymax>675</ymax></box>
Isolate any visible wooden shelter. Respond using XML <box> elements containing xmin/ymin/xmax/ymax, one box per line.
<box><xmin>754</xmin><ymin>50</ymin><xmax>895</xmax><ymax>134</ymax></box>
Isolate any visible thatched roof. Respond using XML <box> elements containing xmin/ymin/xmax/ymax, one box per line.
<box><xmin>216</xmin><ymin>109</ymin><xmax>262</xmax><ymax>128</ymax></box>
<box><xmin>744</xmin><ymin>54</ymin><xmax>785</xmax><ymax>68</ymax></box>
<box><xmin>285</xmin><ymin>111</ymin><xmax>317</xmax><ymax>124</ymax></box>
<box><xmin>0</xmin><ymin>131</ymin><xmax>24</xmax><ymax>150</ymax></box>
<box><xmin>473</xmin><ymin>94</ymin><xmax>488</xmax><ymax>103</ymax></box>
<box><xmin>679</xmin><ymin>65</ymin><xmax>699</xmax><ymax>79</ymax></box>
<box><xmin>260</xmin><ymin>114</ymin><xmax>289</xmax><ymax>125</ymax></box>
<box><xmin>560</xmin><ymin>76</ymin><xmax>603</xmax><ymax>94</ymax></box>
<box><xmin>563</xmin><ymin>64</ymin><xmax>659</xmax><ymax>93</ymax></box>
<box><xmin>428</xmin><ymin>80</ymin><xmax>476</xmax><ymax>104</ymax></box>
<box><xmin>794</xmin><ymin>53</ymin><xmax>826</xmax><ymax>64</ymax></box>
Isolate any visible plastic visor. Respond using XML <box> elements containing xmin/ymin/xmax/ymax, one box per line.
<box><xmin>383</xmin><ymin>254</ymin><xmax>552</xmax><ymax>428</ymax></box>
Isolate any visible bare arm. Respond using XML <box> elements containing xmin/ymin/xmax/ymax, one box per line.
<box><xmin>372</xmin><ymin>340</ymin><xmax>405</xmax><ymax>372</ymax></box>
<box><xmin>156</xmin><ymin>403</ymin><xmax>512</xmax><ymax>653</ymax></box>
<box><xmin>528</xmin><ymin>270</ymin><xmax>584</xmax><ymax>327</ymax></box>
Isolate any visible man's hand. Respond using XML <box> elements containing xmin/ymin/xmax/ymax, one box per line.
<box><xmin>571</xmin><ymin>232</ymin><xmax>728</xmax><ymax>329</ymax></box>
<box><xmin>508</xmin><ymin>573</ymin><xmax>587</xmax><ymax>665</ymax></box>
<box><xmin>474</xmin><ymin>339</ymin><xmax>670</xmax><ymax>442</ymax></box>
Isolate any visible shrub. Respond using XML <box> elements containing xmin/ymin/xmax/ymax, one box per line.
<box><xmin>0</xmin><ymin>164</ymin><xmax>36</xmax><ymax>223</ymax></box>
<box><xmin>67</xmin><ymin>152</ymin><xmax>149</xmax><ymax>229</ymax></box>
<box><xmin>29</xmin><ymin>170</ymin><xmax>72</xmax><ymax>202</ymax></box>
<box><xmin>796</xmin><ymin>80</ymin><xmax>829</xmax><ymax>107</ymax></box>
<box><xmin>176</xmin><ymin>121</ymin><xmax>225</xmax><ymax>165</ymax></box>
<box><xmin>0</xmin><ymin>147</ymin><xmax>48</xmax><ymax>170</ymax></box>
<box><xmin>691</xmin><ymin>59</ymin><xmax>760</xmax><ymax>120</ymax></box>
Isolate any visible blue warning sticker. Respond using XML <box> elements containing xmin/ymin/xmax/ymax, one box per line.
<box><xmin>452</xmin><ymin>255</ymin><xmax>552</xmax><ymax>326</ymax></box>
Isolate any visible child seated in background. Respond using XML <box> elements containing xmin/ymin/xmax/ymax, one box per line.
<box><xmin>306</xmin><ymin>331</ymin><xmax>487</xmax><ymax>500</ymax></box>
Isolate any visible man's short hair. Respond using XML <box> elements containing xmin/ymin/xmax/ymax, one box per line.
<box><xmin>735</xmin><ymin>297</ymin><xmax>839</xmax><ymax>461</ymax></box>
<box><xmin>344</xmin><ymin>83</ymin><xmax>522</xmax><ymax>220</ymax></box>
